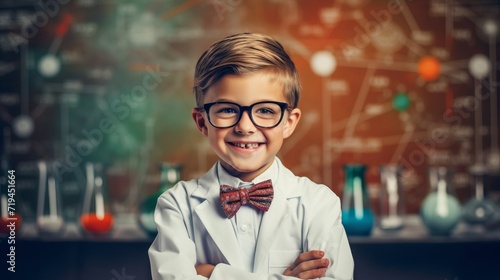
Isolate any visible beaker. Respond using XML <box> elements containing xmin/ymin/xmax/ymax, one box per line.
<box><xmin>80</xmin><ymin>162</ymin><xmax>114</xmax><ymax>235</ymax></box>
<box><xmin>139</xmin><ymin>163</ymin><xmax>182</xmax><ymax>236</ymax></box>
<box><xmin>378</xmin><ymin>165</ymin><xmax>405</xmax><ymax>231</ymax></box>
<box><xmin>341</xmin><ymin>164</ymin><xmax>374</xmax><ymax>236</ymax></box>
<box><xmin>36</xmin><ymin>161</ymin><xmax>65</xmax><ymax>235</ymax></box>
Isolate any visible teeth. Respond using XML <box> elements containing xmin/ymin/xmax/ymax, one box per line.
<box><xmin>233</xmin><ymin>143</ymin><xmax>259</xmax><ymax>149</ymax></box>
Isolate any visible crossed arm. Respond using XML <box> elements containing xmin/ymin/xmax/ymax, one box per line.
<box><xmin>195</xmin><ymin>250</ymin><xmax>329</xmax><ymax>279</ymax></box>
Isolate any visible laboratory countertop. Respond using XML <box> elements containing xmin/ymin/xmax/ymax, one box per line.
<box><xmin>10</xmin><ymin>214</ymin><xmax>500</xmax><ymax>243</ymax></box>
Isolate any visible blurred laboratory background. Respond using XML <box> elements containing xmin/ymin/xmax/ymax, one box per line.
<box><xmin>0</xmin><ymin>0</ymin><xmax>499</xmax><ymax>279</ymax></box>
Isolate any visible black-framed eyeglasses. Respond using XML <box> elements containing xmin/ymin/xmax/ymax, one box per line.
<box><xmin>198</xmin><ymin>101</ymin><xmax>289</xmax><ymax>129</ymax></box>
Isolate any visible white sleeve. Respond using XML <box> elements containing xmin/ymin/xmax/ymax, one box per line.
<box><xmin>148</xmin><ymin>193</ymin><xmax>207</xmax><ymax>280</ymax></box>
<box><xmin>303</xmin><ymin>187</ymin><xmax>354</xmax><ymax>280</ymax></box>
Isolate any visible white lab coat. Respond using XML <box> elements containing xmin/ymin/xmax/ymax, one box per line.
<box><xmin>148</xmin><ymin>158</ymin><xmax>354</xmax><ymax>280</ymax></box>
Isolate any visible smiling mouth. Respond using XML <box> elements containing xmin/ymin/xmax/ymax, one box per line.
<box><xmin>229</xmin><ymin>142</ymin><xmax>262</xmax><ymax>149</ymax></box>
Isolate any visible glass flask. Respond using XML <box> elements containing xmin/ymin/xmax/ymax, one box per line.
<box><xmin>139</xmin><ymin>163</ymin><xmax>182</xmax><ymax>236</ymax></box>
<box><xmin>341</xmin><ymin>164</ymin><xmax>374</xmax><ymax>236</ymax></box>
<box><xmin>462</xmin><ymin>169</ymin><xmax>496</xmax><ymax>226</ymax></box>
<box><xmin>107</xmin><ymin>164</ymin><xmax>136</xmax><ymax>214</ymax></box>
<box><xmin>378</xmin><ymin>165</ymin><xmax>405</xmax><ymax>231</ymax></box>
<box><xmin>36</xmin><ymin>161</ymin><xmax>65</xmax><ymax>235</ymax></box>
<box><xmin>80</xmin><ymin>162</ymin><xmax>114</xmax><ymax>235</ymax></box>
<box><xmin>420</xmin><ymin>167</ymin><xmax>462</xmax><ymax>236</ymax></box>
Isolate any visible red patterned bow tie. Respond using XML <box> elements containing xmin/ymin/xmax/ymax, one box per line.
<box><xmin>220</xmin><ymin>179</ymin><xmax>274</xmax><ymax>219</ymax></box>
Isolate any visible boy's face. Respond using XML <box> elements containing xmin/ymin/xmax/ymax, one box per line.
<box><xmin>192</xmin><ymin>72</ymin><xmax>301</xmax><ymax>182</ymax></box>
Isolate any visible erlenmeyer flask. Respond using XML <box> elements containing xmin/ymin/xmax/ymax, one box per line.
<box><xmin>420</xmin><ymin>167</ymin><xmax>462</xmax><ymax>235</ymax></box>
<box><xmin>36</xmin><ymin>161</ymin><xmax>64</xmax><ymax>235</ymax></box>
<box><xmin>139</xmin><ymin>163</ymin><xmax>182</xmax><ymax>236</ymax></box>
<box><xmin>341</xmin><ymin>164</ymin><xmax>374</xmax><ymax>236</ymax></box>
<box><xmin>80</xmin><ymin>162</ymin><xmax>114</xmax><ymax>235</ymax></box>
<box><xmin>378</xmin><ymin>165</ymin><xmax>405</xmax><ymax>231</ymax></box>
<box><xmin>462</xmin><ymin>168</ymin><xmax>496</xmax><ymax>226</ymax></box>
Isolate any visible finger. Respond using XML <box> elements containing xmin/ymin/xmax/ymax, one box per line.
<box><xmin>289</xmin><ymin>250</ymin><xmax>325</xmax><ymax>270</ymax></box>
<box><xmin>296</xmin><ymin>267</ymin><xmax>328</xmax><ymax>279</ymax></box>
<box><xmin>283</xmin><ymin>258</ymin><xmax>329</xmax><ymax>279</ymax></box>
<box><xmin>294</xmin><ymin>257</ymin><xmax>329</xmax><ymax>272</ymax></box>
<box><xmin>284</xmin><ymin>259</ymin><xmax>330</xmax><ymax>279</ymax></box>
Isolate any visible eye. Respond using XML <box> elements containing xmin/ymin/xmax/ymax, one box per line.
<box><xmin>254</xmin><ymin>103</ymin><xmax>282</xmax><ymax>115</ymax></box>
<box><xmin>256</xmin><ymin>107</ymin><xmax>276</xmax><ymax>114</ymax></box>
<box><xmin>211</xmin><ymin>103</ymin><xmax>239</xmax><ymax>115</ymax></box>
<box><xmin>217</xmin><ymin>107</ymin><xmax>238</xmax><ymax>114</ymax></box>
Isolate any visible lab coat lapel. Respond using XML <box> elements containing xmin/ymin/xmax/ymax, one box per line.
<box><xmin>253</xmin><ymin>162</ymin><xmax>296</xmax><ymax>272</ymax></box>
<box><xmin>192</xmin><ymin>165</ymin><xmax>244</xmax><ymax>269</ymax></box>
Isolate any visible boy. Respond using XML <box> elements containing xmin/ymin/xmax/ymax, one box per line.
<box><xmin>148</xmin><ymin>33</ymin><xmax>354</xmax><ymax>279</ymax></box>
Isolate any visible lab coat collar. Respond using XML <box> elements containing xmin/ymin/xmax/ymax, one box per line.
<box><xmin>192</xmin><ymin>163</ymin><xmax>242</xmax><ymax>268</ymax></box>
<box><xmin>253</xmin><ymin>157</ymin><xmax>300</xmax><ymax>271</ymax></box>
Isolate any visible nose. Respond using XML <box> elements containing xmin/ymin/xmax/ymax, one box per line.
<box><xmin>234</xmin><ymin>110</ymin><xmax>255</xmax><ymax>134</ymax></box>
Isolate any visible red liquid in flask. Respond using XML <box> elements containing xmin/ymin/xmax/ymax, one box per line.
<box><xmin>80</xmin><ymin>213</ymin><xmax>113</xmax><ymax>234</ymax></box>
<box><xmin>0</xmin><ymin>214</ymin><xmax>22</xmax><ymax>234</ymax></box>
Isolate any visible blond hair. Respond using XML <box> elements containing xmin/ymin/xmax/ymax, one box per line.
<box><xmin>193</xmin><ymin>33</ymin><xmax>301</xmax><ymax>108</ymax></box>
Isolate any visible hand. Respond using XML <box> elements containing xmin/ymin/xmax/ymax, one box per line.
<box><xmin>196</xmin><ymin>264</ymin><xmax>215</xmax><ymax>278</ymax></box>
<box><xmin>283</xmin><ymin>250</ymin><xmax>329</xmax><ymax>279</ymax></box>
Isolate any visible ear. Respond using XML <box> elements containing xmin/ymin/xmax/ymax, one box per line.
<box><xmin>192</xmin><ymin>108</ymin><xmax>209</xmax><ymax>137</ymax></box>
<box><xmin>282</xmin><ymin>108</ymin><xmax>301</xmax><ymax>139</ymax></box>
